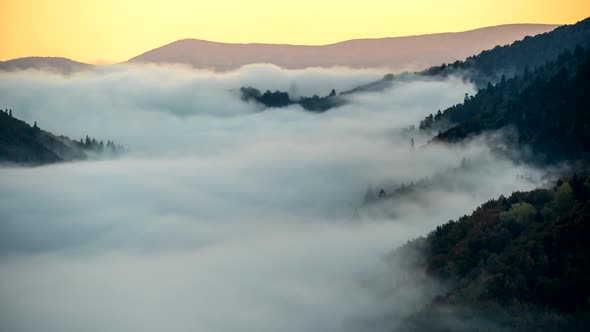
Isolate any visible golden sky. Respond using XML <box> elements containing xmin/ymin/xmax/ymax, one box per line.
<box><xmin>0</xmin><ymin>0</ymin><xmax>588</xmax><ymax>63</ymax></box>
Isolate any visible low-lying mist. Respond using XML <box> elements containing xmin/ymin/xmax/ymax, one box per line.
<box><xmin>0</xmin><ymin>64</ymin><xmax>548</xmax><ymax>331</ymax></box>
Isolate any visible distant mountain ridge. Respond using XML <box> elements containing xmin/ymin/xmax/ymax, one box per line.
<box><xmin>0</xmin><ymin>24</ymin><xmax>557</xmax><ymax>74</ymax></box>
<box><xmin>127</xmin><ymin>24</ymin><xmax>557</xmax><ymax>72</ymax></box>
<box><xmin>0</xmin><ymin>57</ymin><xmax>92</xmax><ymax>74</ymax></box>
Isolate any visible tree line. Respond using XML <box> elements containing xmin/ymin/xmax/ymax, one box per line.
<box><xmin>240</xmin><ymin>87</ymin><xmax>344</xmax><ymax>112</ymax></box>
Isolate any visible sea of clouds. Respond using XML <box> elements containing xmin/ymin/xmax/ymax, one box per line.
<box><xmin>0</xmin><ymin>64</ymin><xmax>548</xmax><ymax>332</ymax></box>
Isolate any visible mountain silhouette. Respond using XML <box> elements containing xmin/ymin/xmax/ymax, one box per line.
<box><xmin>128</xmin><ymin>24</ymin><xmax>557</xmax><ymax>72</ymax></box>
<box><xmin>0</xmin><ymin>57</ymin><xmax>91</xmax><ymax>74</ymax></box>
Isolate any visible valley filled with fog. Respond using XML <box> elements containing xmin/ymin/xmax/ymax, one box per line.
<box><xmin>0</xmin><ymin>65</ymin><xmax>550</xmax><ymax>332</ymax></box>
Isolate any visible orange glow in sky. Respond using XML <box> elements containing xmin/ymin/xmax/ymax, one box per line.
<box><xmin>0</xmin><ymin>0</ymin><xmax>588</xmax><ymax>63</ymax></box>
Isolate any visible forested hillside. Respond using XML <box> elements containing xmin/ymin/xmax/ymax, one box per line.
<box><xmin>0</xmin><ymin>109</ymin><xmax>123</xmax><ymax>165</ymax></box>
<box><xmin>378</xmin><ymin>19</ymin><xmax>590</xmax><ymax>330</ymax></box>
<box><xmin>420</xmin><ymin>46</ymin><xmax>590</xmax><ymax>163</ymax></box>
<box><xmin>391</xmin><ymin>175</ymin><xmax>590</xmax><ymax>331</ymax></box>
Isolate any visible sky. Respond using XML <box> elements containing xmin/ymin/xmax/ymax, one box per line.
<box><xmin>0</xmin><ymin>0</ymin><xmax>588</xmax><ymax>63</ymax></box>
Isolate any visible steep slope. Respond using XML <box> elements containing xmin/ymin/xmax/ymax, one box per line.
<box><xmin>128</xmin><ymin>24</ymin><xmax>556</xmax><ymax>72</ymax></box>
<box><xmin>0</xmin><ymin>57</ymin><xmax>92</xmax><ymax>74</ymax></box>
<box><xmin>420</xmin><ymin>45</ymin><xmax>590</xmax><ymax>164</ymax></box>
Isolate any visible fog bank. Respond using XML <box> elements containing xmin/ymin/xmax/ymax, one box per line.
<box><xmin>0</xmin><ymin>65</ymin><xmax>547</xmax><ymax>331</ymax></box>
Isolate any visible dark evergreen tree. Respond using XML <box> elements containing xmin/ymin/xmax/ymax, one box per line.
<box><xmin>434</xmin><ymin>110</ymin><xmax>442</xmax><ymax>121</ymax></box>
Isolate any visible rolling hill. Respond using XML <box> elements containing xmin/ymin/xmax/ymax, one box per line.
<box><xmin>128</xmin><ymin>24</ymin><xmax>557</xmax><ymax>72</ymax></box>
<box><xmin>0</xmin><ymin>57</ymin><xmax>92</xmax><ymax>74</ymax></box>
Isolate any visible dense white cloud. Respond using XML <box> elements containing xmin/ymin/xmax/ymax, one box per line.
<box><xmin>0</xmin><ymin>65</ymin><xmax>547</xmax><ymax>331</ymax></box>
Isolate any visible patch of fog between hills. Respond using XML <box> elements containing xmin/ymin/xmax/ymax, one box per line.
<box><xmin>0</xmin><ymin>65</ymin><xmax>549</xmax><ymax>332</ymax></box>
<box><xmin>0</xmin><ymin>63</ymin><xmax>466</xmax><ymax>156</ymax></box>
